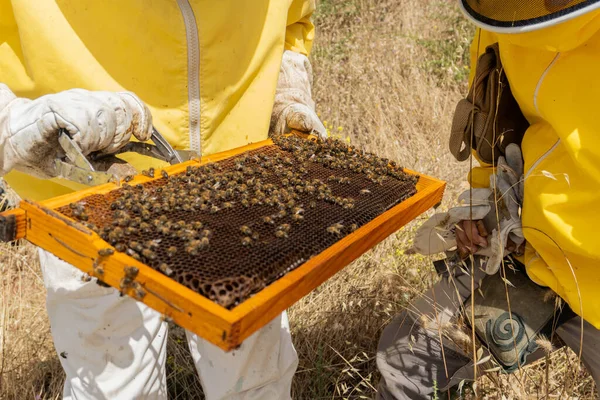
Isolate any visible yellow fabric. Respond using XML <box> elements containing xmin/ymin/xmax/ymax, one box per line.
<box><xmin>0</xmin><ymin>0</ymin><xmax>315</xmax><ymax>200</ymax></box>
<box><xmin>466</xmin><ymin>11</ymin><xmax>600</xmax><ymax>328</ymax></box>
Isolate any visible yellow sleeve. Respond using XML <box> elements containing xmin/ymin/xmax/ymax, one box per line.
<box><xmin>285</xmin><ymin>0</ymin><xmax>316</xmax><ymax>56</ymax></box>
<box><xmin>0</xmin><ymin>1</ymin><xmax>34</xmax><ymax>96</ymax></box>
<box><xmin>0</xmin><ymin>1</ymin><xmax>21</xmax><ymax>62</ymax></box>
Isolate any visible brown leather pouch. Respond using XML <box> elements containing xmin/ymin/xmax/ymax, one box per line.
<box><xmin>449</xmin><ymin>43</ymin><xmax>529</xmax><ymax>165</ymax></box>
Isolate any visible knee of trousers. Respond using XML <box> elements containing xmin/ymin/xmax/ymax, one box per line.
<box><xmin>187</xmin><ymin>312</ymin><xmax>298</xmax><ymax>400</ymax></box>
<box><xmin>39</xmin><ymin>249</ymin><xmax>169</xmax><ymax>399</ymax></box>
<box><xmin>376</xmin><ymin>311</ymin><xmax>470</xmax><ymax>399</ymax></box>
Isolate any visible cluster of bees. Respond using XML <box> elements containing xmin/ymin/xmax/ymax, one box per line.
<box><xmin>63</xmin><ymin>135</ymin><xmax>417</xmax><ymax>300</ymax></box>
<box><xmin>272</xmin><ymin>134</ymin><xmax>418</xmax><ymax>186</ymax></box>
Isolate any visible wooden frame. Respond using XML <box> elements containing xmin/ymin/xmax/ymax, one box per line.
<box><xmin>0</xmin><ymin>139</ymin><xmax>445</xmax><ymax>351</ymax></box>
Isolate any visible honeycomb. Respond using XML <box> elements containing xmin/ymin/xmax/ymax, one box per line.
<box><xmin>57</xmin><ymin>135</ymin><xmax>418</xmax><ymax>308</ymax></box>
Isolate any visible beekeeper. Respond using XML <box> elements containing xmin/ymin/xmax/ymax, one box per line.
<box><xmin>377</xmin><ymin>1</ymin><xmax>600</xmax><ymax>398</ymax></box>
<box><xmin>0</xmin><ymin>1</ymin><xmax>325</xmax><ymax>399</ymax></box>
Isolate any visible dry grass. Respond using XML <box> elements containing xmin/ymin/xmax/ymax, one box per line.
<box><xmin>0</xmin><ymin>0</ymin><xmax>597</xmax><ymax>399</ymax></box>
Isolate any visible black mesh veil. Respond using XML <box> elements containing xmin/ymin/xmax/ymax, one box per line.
<box><xmin>459</xmin><ymin>0</ymin><xmax>600</xmax><ymax>32</ymax></box>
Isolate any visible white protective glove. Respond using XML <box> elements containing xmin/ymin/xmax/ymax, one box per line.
<box><xmin>0</xmin><ymin>84</ymin><xmax>152</xmax><ymax>179</ymax></box>
<box><xmin>270</xmin><ymin>50</ymin><xmax>327</xmax><ymax>139</ymax></box>
<box><xmin>411</xmin><ymin>143</ymin><xmax>525</xmax><ymax>275</ymax></box>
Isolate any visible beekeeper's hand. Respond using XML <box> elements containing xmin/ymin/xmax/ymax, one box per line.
<box><xmin>411</xmin><ymin>144</ymin><xmax>525</xmax><ymax>274</ymax></box>
<box><xmin>0</xmin><ymin>84</ymin><xmax>152</xmax><ymax>179</ymax></box>
<box><xmin>270</xmin><ymin>50</ymin><xmax>327</xmax><ymax>139</ymax></box>
<box><xmin>455</xmin><ymin>219</ymin><xmax>488</xmax><ymax>257</ymax></box>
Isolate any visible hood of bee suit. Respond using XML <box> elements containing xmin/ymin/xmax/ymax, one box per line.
<box><xmin>496</xmin><ymin>7</ymin><xmax>600</xmax><ymax>51</ymax></box>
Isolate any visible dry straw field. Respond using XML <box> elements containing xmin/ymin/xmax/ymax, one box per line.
<box><xmin>0</xmin><ymin>0</ymin><xmax>597</xmax><ymax>399</ymax></box>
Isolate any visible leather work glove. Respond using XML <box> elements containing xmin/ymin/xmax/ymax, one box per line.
<box><xmin>270</xmin><ymin>50</ymin><xmax>327</xmax><ymax>139</ymax></box>
<box><xmin>411</xmin><ymin>144</ymin><xmax>525</xmax><ymax>275</ymax></box>
<box><xmin>0</xmin><ymin>84</ymin><xmax>152</xmax><ymax>179</ymax></box>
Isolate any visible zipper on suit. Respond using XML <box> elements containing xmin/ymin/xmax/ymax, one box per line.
<box><xmin>176</xmin><ymin>0</ymin><xmax>202</xmax><ymax>156</ymax></box>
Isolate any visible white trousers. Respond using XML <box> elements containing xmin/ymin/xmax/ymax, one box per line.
<box><xmin>39</xmin><ymin>250</ymin><xmax>298</xmax><ymax>400</ymax></box>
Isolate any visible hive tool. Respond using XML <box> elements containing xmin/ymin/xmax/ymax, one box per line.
<box><xmin>54</xmin><ymin>128</ymin><xmax>197</xmax><ymax>186</ymax></box>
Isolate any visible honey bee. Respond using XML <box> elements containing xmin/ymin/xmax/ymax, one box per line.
<box><xmin>141</xmin><ymin>210</ymin><xmax>151</xmax><ymax>221</ymax></box>
<box><xmin>223</xmin><ymin>202</ymin><xmax>234</xmax><ymax>209</ymax></box>
<box><xmin>115</xmin><ymin>243</ymin><xmax>127</xmax><ymax>252</ymax></box>
<box><xmin>140</xmin><ymin>222</ymin><xmax>152</xmax><ymax>233</ymax></box>
<box><xmin>277</xmin><ymin>209</ymin><xmax>287</xmax><ymax>218</ymax></box>
<box><xmin>107</xmin><ymin>232</ymin><xmax>119</xmax><ymax>244</ymax></box>
<box><xmin>98</xmin><ymin>248</ymin><xmax>114</xmax><ymax>257</ymax></box>
<box><xmin>200</xmin><ymin>237</ymin><xmax>210</xmax><ymax>247</ymax></box>
<box><xmin>161</xmin><ymin>170</ymin><xmax>169</xmax><ymax>179</ymax></box>
<box><xmin>129</xmin><ymin>241</ymin><xmax>144</xmax><ymax>253</ymax></box>
<box><xmin>192</xmin><ymin>221</ymin><xmax>203</xmax><ymax>230</ymax></box>
<box><xmin>159</xmin><ymin>263</ymin><xmax>173</xmax><ymax>276</ymax></box>
<box><xmin>201</xmin><ymin>229</ymin><xmax>212</xmax><ymax>238</ymax></box>
<box><xmin>251</xmin><ymin>232</ymin><xmax>260</xmax><ymax>241</ymax></box>
<box><xmin>327</xmin><ymin>223</ymin><xmax>344</xmax><ymax>236</ymax></box>
<box><xmin>142</xmin><ymin>168</ymin><xmax>155</xmax><ymax>178</ymax></box>
<box><xmin>291</xmin><ymin>214</ymin><xmax>304</xmax><ymax>222</ymax></box>
<box><xmin>309</xmin><ymin>201</ymin><xmax>317</xmax><ymax>209</ymax></box>
<box><xmin>93</xmin><ymin>264</ymin><xmax>105</xmax><ymax>277</ymax></box>
<box><xmin>124</xmin><ymin>266</ymin><xmax>139</xmax><ymax>279</ymax></box>
<box><xmin>360</xmin><ymin>189</ymin><xmax>371</xmax><ymax>195</ymax></box>
<box><xmin>113</xmin><ymin>210</ymin><xmax>128</xmax><ymax>219</ymax></box>
<box><xmin>141</xmin><ymin>248</ymin><xmax>156</xmax><ymax>260</ymax></box>
<box><xmin>173</xmin><ymin>220</ymin><xmax>185</xmax><ymax>229</ymax></box>
<box><xmin>350</xmin><ymin>223</ymin><xmax>358</xmax><ymax>232</ymax></box>
<box><xmin>241</xmin><ymin>237</ymin><xmax>252</xmax><ymax>246</ymax></box>
<box><xmin>132</xmin><ymin>282</ymin><xmax>146</xmax><ymax>299</ymax></box>
<box><xmin>280</xmin><ymin>223</ymin><xmax>291</xmax><ymax>232</ymax></box>
<box><xmin>241</xmin><ymin>199</ymin><xmax>250</xmax><ymax>208</ymax></box>
<box><xmin>210</xmin><ymin>205</ymin><xmax>220</xmax><ymax>214</ymax></box>
<box><xmin>263</xmin><ymin>216</ymin><xmax>275</xmax><ymax>225</ymax></box>
<box><xmin>120</xmin><ymin>277</ymin><xmax>133</xmax><ymax>291</ymax></box>
<box><xmin>72</xmin><ymin>208</ymin><xmax>89</xmax><ymax>221</ymax></box>
<box><xmin>240</xmin><ymin>225</ymin><xmax>252</xmax><ymax>235</ymax></box>
<box><xmin>275</xmin><ymin>230</ymin><xmax>288</xmax><ymax>238</ymax></box>
<box><xmin>186</xmin><ymin>239</ymin><xmax>205</xmax><ymax>255</ymax></box>
<box><xmin>124</xmin><ymin>175</ymin><xmax>134</xmax><ymax>182</ymax></box>
<box><xmin>167</xmin><ymin>246</ymin><xmax>178</xmax><ymax>257</ymax></box>
<box><xmin>146</xmin><ymin>239</ymin><xmax>161</xmax><ymax>249</ymax></box>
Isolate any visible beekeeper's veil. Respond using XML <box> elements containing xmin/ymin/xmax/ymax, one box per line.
<box><xmin>459</xmin><ymin>0</ymin><xmax>600</xmax><ymax>32</ymax></box>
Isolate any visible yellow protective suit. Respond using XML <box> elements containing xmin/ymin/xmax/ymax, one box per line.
<box><xmin>468</xmin><ymin>10</ymin><xmax>600</xmax><ymax>328</ymax></box>
<box><xmin>0</xmin><ymin>0</ymin><xmax>315</xmax><ymax>200</ymax></box>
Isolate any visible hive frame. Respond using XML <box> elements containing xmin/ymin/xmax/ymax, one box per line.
<box><xmin>2</xmin><ymin>138</ymin><xmax>445</xmax><ymax>351</ymax></box>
